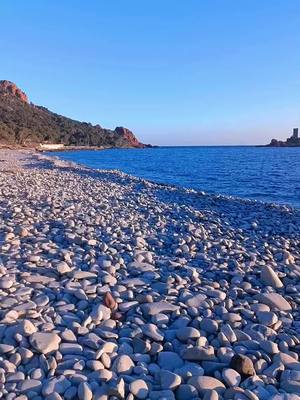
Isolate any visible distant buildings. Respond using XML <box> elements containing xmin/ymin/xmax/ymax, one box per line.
<box><xmin>39</xmin><ymin>143</ymin><xmax>65</xmax><ymax>150</ymax></box>
<box><xmin>292</xmin><ymin>128</ymin><xmax>299</xmax><ymax>140</ymax></box>
<box><xmin>267</xmin><ymin>128</ymin><xmax>300</xmax><ymax>147</ymax></box>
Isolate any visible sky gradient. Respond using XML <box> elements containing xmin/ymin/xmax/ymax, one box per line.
<box><xmin>1</xmin><ymin>1</ymin><xmax>299</xmax><ymax>145</ymax></box>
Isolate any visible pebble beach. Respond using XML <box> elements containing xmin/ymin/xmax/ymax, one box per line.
<box><xmin>0</xmin><ymin>150</ymin><xmax>300</xmax><ymax>400</ymax></box>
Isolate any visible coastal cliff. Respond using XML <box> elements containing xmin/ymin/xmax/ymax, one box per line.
<box><xmin>0</xmin><ymin>80</ymin><xmax>147</xmax><ymax>148</ymax></box>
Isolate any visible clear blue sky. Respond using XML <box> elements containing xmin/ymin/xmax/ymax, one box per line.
<box><xmin>1</xmin><ymin>0</ymin><xmax>299</xmax><ymax>145</ymax></box>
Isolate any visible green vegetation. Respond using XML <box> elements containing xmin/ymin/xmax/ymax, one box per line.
<box><xmin>0</xmin><ymin>93</ymin><xmax>141</xmax><ymax>148</ymax></box>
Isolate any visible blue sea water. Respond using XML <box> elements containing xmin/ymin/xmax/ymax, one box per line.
<box><xmin>49</xmin><ymin>146</ymin><xmax>300</xmax><ymax>209</ymax></box>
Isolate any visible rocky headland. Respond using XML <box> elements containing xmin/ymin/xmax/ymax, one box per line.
<box><xmin>0</xmin><ymin>151</ymin><xmax>300</xmax><ymax>399</ymax></box>
<box><xmin>266</xmin><ymin>128</ymin><xmax>300</xmax><ymax>147</ymax></box>
<box><xmin>0</xmin><ymin>80</ymin><xmax>148</xmax><ymax>149</ymax></box>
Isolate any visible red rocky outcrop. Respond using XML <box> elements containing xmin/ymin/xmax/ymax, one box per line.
<box><xmin>114</xmin><ymin>126</ymin><xmax>145</xmax><ymax>148</ymax></box>
<box><xmin>0</xmin><ymin>80</ymin><xmax>28</xmax><ymax>103</ymax></box>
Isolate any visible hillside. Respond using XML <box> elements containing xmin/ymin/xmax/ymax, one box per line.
<box><xmin>0</xmin><ymin>80</ymin><xmax>147</xmax><ymax>148</ymax></box>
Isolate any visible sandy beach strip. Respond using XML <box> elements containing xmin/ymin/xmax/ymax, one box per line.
<box><xmin>0</xmin><ymin>149</ymin><xmax>299</xmax><ymax>399</ymax></box>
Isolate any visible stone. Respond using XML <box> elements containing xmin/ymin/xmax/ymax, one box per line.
<box><xmin>19</xmin><ymin>379</ymin><xmax>42</xmax><ymax>393</ymax></box>
<box><xmin>42</xmin><ymin>376</ymin><xmax>72</xmax><ymax>396</ymax></box>
<box><xmin>30</xmin><ymin>332</ymin><xmax>61</xmax><ymax>354</ymax></box>
<box><xmin>176</xmin><ymin>384</ymin><xmax>198</xmax><ymax>400</ymax></box>
<box><xmin>78</xmin><ymin>382</ymin><xmax>93</xmax><ymax>400</ymax></box>
<box><xmin>222</xmin><ymin>368</ymin><xmax>241</xmax><ymax>386</ymax></box>
<box><xmin>129</xmin><ymin>379</ymin><xmax>149</xmax><ymax>399</ymax></box>
<box><xmin>59</xmin><ymin>343</ymin><xmax>83</xmax><ymax>355</ymax></box>
<box><xmin>182</xmin><ymin>346</ymin><xmax>216</xmax><ymax>361</ymax></box>
<box><xmin>229</xmin><ymin>354</ymin><xmax>255</xmax><ymax>377</ymax></box>
<box><xmin>57</xmin><ymin>261</ymin><xmax>72</xmax><ymax>274</ymax></box>
<box><xmin>274</xmin><ymin>353</ymin><xmax>300</xmax><ymax>370</ymax></box>
<box><xmin>174</xmin><ymin>363</ymin><xmax>204</xmax><ymax>379</ymax></box>
<box><xmin>176</xmin><ymin>327</ymin><xmax>201</xmax><ymax>342</ymax></box>
<box><xmin>112</xmin><ymin>355</ymin><xmax>134</xmax><ymax>375</ymax></box>
<box><xmin>255</xmin><ymin>293</ymin><xmax>291</xmax><ymax>311</ymax></box>
<box><xmin>149</xmin><ymin>390</ymin><xmax>175</xmax><ymax>400</ymax></box>
<box><xmin>200</xmin><ymin>318</ymin><xmax>219</xmax><ymax>334</ymax></box>
<box><xmin>257</xmin><ymin>311</ymin><xmax>278</xmax><ymax>326</ymax></box>
<box><xmin>104</xmin><ymin>292</ymin><xmax>117</xmax><ymax>310</ymax></box>
<box><xmin>259</xmin><ymin>340</ymin><xmax>279</xmax><ymax>354</ymax></box>
<box><xmin>17</xmin><ymin>319</ymin><xmax>37</xmax><ymax>336</ymax></box>
<box><xmin>0</xmin><ymin>344</ymin><xmax>14</xmax><ymax>354</ymax></box>
<box><xmin>158</xmin><ymin>352</ymin><xmax>184</xmax><ymax>371</ymax></box>
<box><xmin>260</xmin><ymin>265</ymin><xmax>283</xmax><ymax>288</ymax></box>
<box><xmin>142</xmin><ymin>323</ymin><xmax>164</xmax><ymax>341</ymax></box>
<box><xmin>0</xmin><ymin>278</ymin><xmax>13</xmax><ymax>289</ymax></box>
<box><xmin>186</xmin><ymin>294</ymin><xmax>207</xmax><ymax>308</ymax></box>
<box><xmin>160</xmin><ymin>370</ymin><xmax>182</xmax><ymax>390</ymax></box>
<box><xmin>141</xmin><ymin>301</ymin><xmax>179</xmax><ymax>316</ymax></box>
<box><xmin>90</xmin><ymin>304</ymin><xmax>111</xmax><ymax>321</ymax></box>
<box><xmin>187</xmin><ymin>376</ymin><xmax>225</xmax><ymax>395</ymax></box>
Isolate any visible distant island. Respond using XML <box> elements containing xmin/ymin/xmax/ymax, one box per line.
<box><xmin>0</xmin><ymin>80</ymin><xmax>151</xmax><ymax>149</ymax></box>
<box><xmin>266</xmin><ymin>128</ymin><xmax>300</xmax><ymax>147</ymax></box>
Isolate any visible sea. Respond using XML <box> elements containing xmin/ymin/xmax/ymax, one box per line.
<box><xmin>48</xmin><ymin>146</ymin><xmax>300</xmax><ymax>209</ymax></box>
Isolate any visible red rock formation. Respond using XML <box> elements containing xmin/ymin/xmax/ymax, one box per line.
<box><xmin>0</xmin><ymin>80</ymin><xmax>28</xmax><ymax>103</ymax></box>
<box><xmin>114</xmin><ymin>126</ymin><xmax>145</xmax><ymax>148</ymax></box>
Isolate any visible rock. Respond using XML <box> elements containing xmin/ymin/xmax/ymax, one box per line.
<box><xmin>107</xmin><ymin>377</ymin><xmax>125</xmax><ymax>398</ymax></box>
<box><xmin>149</xmin><ymin>390</ymin><xmax>175</xmax><ymax>400</ymax></box>
<box><xmin>59</xmin><ymin>343</ymin><xmax>83</xmax><ymax>355</ymax></box>
<box><xmin>271</xmin><ymin>395</ymin><xmax>300</xmax><ymax>400</ymax></box>
<box><xmin>186</xmin><ymin>294</ymin><xmax>207</xmax><ymax>308</ymax></box>
<box><xmin>0</xmin><ymin>80</ymin><xmax>28</xmax><ymax>102</ymax></box>
<box><xmin>73</xmin><ymin>271</ymin><xmax>97</xmax><ymax>280</ymax></box>
<box><xmin>174</xmin><ymin>363</ymin><xmax>204</xmax><ymax>379</ymax></box>
<box><xmin>104</xmin><ymin>292</ymin><xmax>117</xmax><ymax>310</ymax></box>
<box><xmin>142</xmin><ymin>323</ymin><xmax>164</xmax><ymax>341</ymax></box>
<box><xmin>176</xmin><ymin>327</ymin><xmax>201</xmax><ymax>342</ymax></box>
<box><xmin>141</xmin><ymin>301</ymin><xmax>179</xmax><ymax>316</ymax></box>
<box><xmin>17</xmin><ymin>319</ymin><xmax>37</xmax><ymax>336</ymax></box>
<box><xmin>19</xmin><ymin>379</ymin><xmax>42</xmax><ymax>393</ymax></box>
<box><xmin>257</xmin><ymin>311</ymin><xmax>278</xmax><ymax>326</ymax></box>
<box><xmin>176</xmin><ymin>384</ymin><xmax>199</xmax><ymax>400</ymax></box>
<box><xmin>57</xmin><ymin>261</ymin><xmax>72</xmax><ymax>274</ymax></box>
<box><xmin>0</xmin><ymin>278</ymin><xmax>13</xmax><ymax>289</ymax></box>
<box><xmin>115</xmin><ymin>126</ymin><xmax>146</xmax><ymax>148</ymax></box>
<box><xmin>259</xmin><ymin>339</ymin><xmax>279</xmax><ymax>354</ymax></box>
<box><xmin>112</xmin><ymin>355</ymin><xmax>135</xmax><ymax>375</ymax></box>
<box><xmin>30</xmin><ymin>332</ymin><xmax>61</xmax><ymax>354</ymax></box>
<box><xmin>260</xmin><ymin>265</ymin><xmax>283</xmax><ymax>288</ymax></box>
<box><xmin>90</xmin><ymin>304</ymin><xmax>111</xmax><ymax>321</ymax></box>
<box><xmin>200</xmin><ymin>318</ymin><xmax>219</xmax><ymax>334</ymax></box>
<box><xmin>0</xmin><ymin>344</ymin><xmax>14</xmax><ymax>353</ymax></box>
<box><xmin>280</xmin><ymin>378</ymin><xmax>300</xmax><ymax>394</ymax></box>
<box><xmin>274</xmin><ymin>353</ymin><xmax>300</xmax><ymax>370</ymax></box>
<box><xmin>129</xmin><ymin>379</ymin><xmax>149</xmax><ymax>399</ymax></box>
<box><xmin>229</xmin><ymin>354</ymin><xmax>255</xmax><ymax>377</ymax></box>
<box><xmin>255</xmin><ymin>293</ymin><xmax>291</xmax><ymax>311</ymax></box>
<box><xmin>222</xmin><ymin>368</ymin><xmax>241</xmax><ymax>386</ymax></box>
<box><xmin>42</xmin><ymin>376</ymin><xmax>72</xmax><ymax>396</ymax></box>
<box><xmin>160</xmin><ymin>370</ymin><xmax>182</xmax><ymax>390</ymax></box>
<box><xmin>158</xmin><ymin>352</ymin><xmax>184</xmax><ymax>370</ymax></box>
<box><xmin>187</xmin><ymin>376</ymin><xmax>225</xmax><ymax>395</ymax></box>
<box><xmin>182</xmin><ymin>346</ymin><xmax>216</xmax><ymax>361</ymax></box>
<box><xmin>78</xmin><ymin>382</ymin><xmax>93</xmax><ymax>400</ymax></box>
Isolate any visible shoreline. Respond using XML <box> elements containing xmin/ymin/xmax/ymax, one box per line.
<box><xmin>44</xmin><ymin>150</ymin><xmax>299</xmax><ymax>213</ymax></box>
<box><xmin>0</xmin><ymin>149</ymin><xmax>299</xmax><ymax>398</ymax></box>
